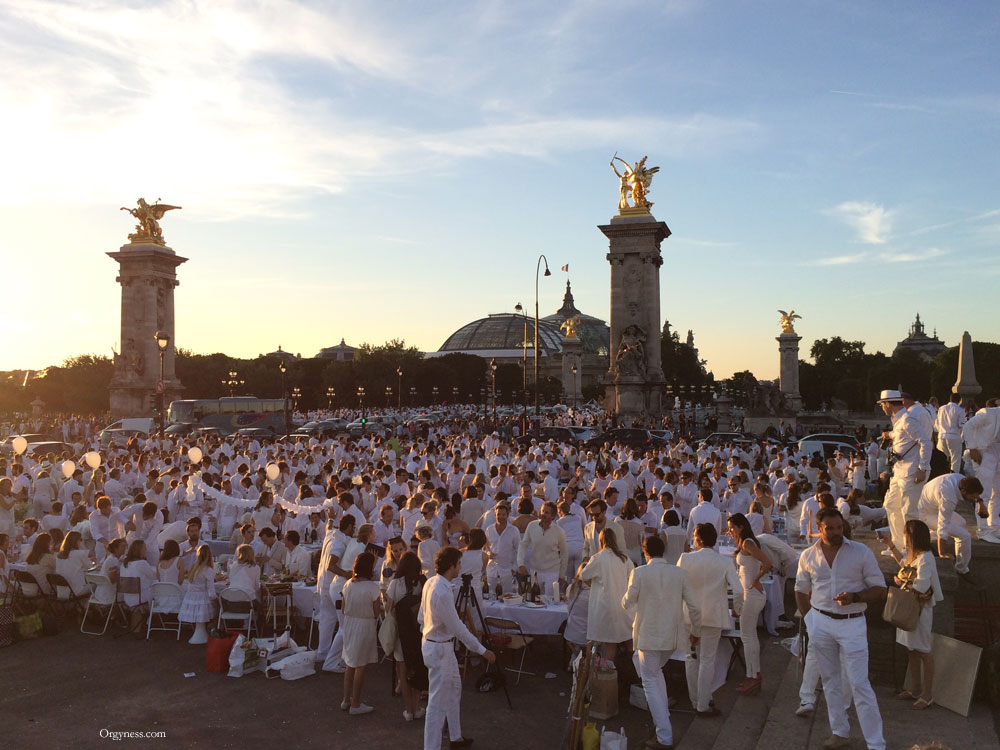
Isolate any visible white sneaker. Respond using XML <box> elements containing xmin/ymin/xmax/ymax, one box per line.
<box><xmin>340</xmin><ymin>701</ymin><xmax>350</xmax><ymax>711</ymax></box>
<box><xmin>776</xmin><ymin>619</ymin><xmax>796</xmax><ymax>630</ymax></box>
<box><xmin>796</xmin><ymin>702</ymin><xmax>815</xmax><ymax>717</ymax></box>
<box><xmin>349</xmin><ymin>704</ymin><xmax>374</xmax><ymax>715</ymax></box>
<box><xmin>403</xmin><ymin>710</ymin><xmax>413</xmax><ymax>722</ymax></box>
<box><xmin>880</xmin><ymin>549</ymin><xmax>894</xmax><ymax>556</ymax></box>
<box><xmin>413</xmin><ymin>707</ymin><xmax>425</xmax><ymax>719</ymax></box>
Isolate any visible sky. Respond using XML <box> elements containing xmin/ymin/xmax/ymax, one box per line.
<box><xmin>1</xmin><ymin>0</ymin><xmax>998</xmax><ymax>379</ymax></box>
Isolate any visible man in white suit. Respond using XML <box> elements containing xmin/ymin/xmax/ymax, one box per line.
<box><xmin>678</xmin><ymin>523</ymin><xmax>743</xmax><ymax>716</ymax></box>
<box><xmin>623</xmin><ymin>535</ymin><xmax>702</xmax><ymax>750</ymax></box>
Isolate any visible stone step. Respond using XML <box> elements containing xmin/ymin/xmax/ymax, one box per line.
<box><xmin>676</xmin><ymin>635</ymin><xmax>791</xmax><ymax>750</ymax></box>
<box><xmin>753</xmin><ymin>647</ymin><xmax>814</xmax><ymax>750</ymax></box>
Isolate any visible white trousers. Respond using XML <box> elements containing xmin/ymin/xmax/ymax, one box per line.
<box><xmin>977</xmin><ymin>453</ymin><xmax>1000</xmax><ymax>533</ymax></box>
<box><xmin>884</xmin><ymin>469</ymin><xmax>922</xmax><ymax>549</ymax></box>
<box><xmin>684</xmin><ymin>626</ymin><xmax>721</xmax><ymax>712</ymax></box>
<box><xmin>805</xmin><ymin>610</ymin><xmax>884</xmax><ymax>750</ymax></box>
<box><xmin>534</xmin><ymin>569</ymin><xmax>559</xmax><ymax>594</ymax></box>
<box><xmin>799</xmin><ymin>638</ymin><xmax>853</xmax><ymax>710</ymax></box>
<box><xmin>741</xmin><ymin>589</ymin><xmax>767</xmax><ymax>677</ymax></box>
<box><xmin>634</xmin><ymin>649</ymin><xmax>673</xmax><ymax>745</ymax></box>
<box><xmin>485</xmin><ymin>564</ymin><xmax>516</xmax><ymax>595</ymax></box>
<box><xmin>423</xmin><ymin>640</ymin><xmax>463</xmax><ymax>749</ymax></box>
<box><xmin>321</xmin><ymin>600</ymin><xmax>345</xmax><ymax>671</ymax></box>
<box><xmin>315</xmin><ymin>588</ymin><xmax>337</xmax><ymax>661</ymax></box>
<box><xmin>937</xmin><ymin>435</ymin><xmax>962</xmax><ymax>474</ymax></box>
<box><xmin>921</xmin><ymin>509</ymin><xmax>972</xmax><ymax>574</ymax></box>
<box><xmin>565</xmin><ymin>549</ymin><xmax>583</xmax><ymax>581</ymax></box>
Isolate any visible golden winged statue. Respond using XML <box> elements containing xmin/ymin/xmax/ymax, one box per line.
<box><xmin>120</xmin><ymin>198</ymin><xmax>182</xmax><ymax>245</ymax></box>
<box><xmin>560</xmin><ymin>315</ymin><xmax>582</xmax><ymax>340</ymax></box>
<box><xmin>610</xmin><ymin>154</ymin><xmax>660</xmax><ymax>212</ymax></box>
<box><xmin>777</xmin><ymin>309</ymin><xmax>802</xmax><ymax>334</ymax></box>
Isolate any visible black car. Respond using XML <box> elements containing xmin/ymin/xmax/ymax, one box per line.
<box><xmin>584</xmin><ymin>429</ymin><xmax>666</xmax><ymax>451</ymax></box>
<box><xmin>515</xmin><ymin>426</ymin><xmax>579</xmax><ymax>446</ymax></box>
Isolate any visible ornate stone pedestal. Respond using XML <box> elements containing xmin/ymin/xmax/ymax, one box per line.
<box><xmin>953</xmin><ymin>331</ymin><xmax>982</xmax><ymax>405</ymax></box>
<box><xmin>776</xmin><ymin>332</ymin><xmax>803</xmax><ymax>412</ymax></box>
<box><xmin>560</xmin><ymin>337</ymin><xmax>583</xmax><ymax>406</ymax></box>
<box><xmin>107</xmin><ymin>242</ymin><xmax>187</xmax><ymax>417</ymax></box>
<box><xmin>600</xmin><ymin>213</ymin><xmax>670</xmax><ymax>420</ymax></box>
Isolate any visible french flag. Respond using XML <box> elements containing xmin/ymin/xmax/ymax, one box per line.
<box><xmin>561</xmin><ymin>264</ymin><xmax>569</xmax><ymax>272</ymax></box>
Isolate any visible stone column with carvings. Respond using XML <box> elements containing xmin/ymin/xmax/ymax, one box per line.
<box><xmin>599</xmin><ymin>214</ymin><xmax>670</xmax><ymax>420</ymax></box>
<box><xmin>107</xmin><ymin>242</ymin><xmax>187</xmax><ymax>418</ymax></box>
<box><xmin>776</xmin><ymin>332</ymin><xmax>803</xmax><ymax>412</ymax></box>
<box><xmin>560</xmin><ymin>337</ymin><xmax>583</xmax><ymax>406</ymax></box>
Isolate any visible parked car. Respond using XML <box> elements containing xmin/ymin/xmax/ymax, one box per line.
<box><xmin>702</xmin><ymin>432</ymin><xmax>754</xmax><ymax>446</ymax></box>
<box><xmin>799</xmin><ymin>433</ymin><xmax>861</xmax><ymax>451</ymax></box>
<box><xmin>584</xmin><ymin>429</ymin><xmax>667</xmax><ymax>451</ymax></box>
<box><xmin>26</xmin><ymin>441</ymin><xmax>76</xmax><ymax>458</ymax></box>
<box><xmin>99</xmin><ymin>429</ymin><xmax>147</xmax><ymax>448</ymax></box>
<box><xmin>566</xmin><ymin>425</ymin><xmax>599</xmax><ymax>442</ymax></box>
<box><xmin>516</xmin><ymin>426</ymin><xmax>579</xmax><ymax>446</ymax></box>
<box><xmin>647</xmin><ymin>429</ymin><xmax>674</xmax><ymax>442</ymax></box>
<box><xmin>228</xmin><ymin>427</ymin><xmax>276</xmax><ymax>441</ymax></box>
<box><xmin>0</xmin><ymin>434</ymin><xmax>53</xmax><ymax>455</ymax></box>
<box><xmin>798</xmin><ymin>438</ymin><xmax>862</xmax><ymax>460</ymax></box>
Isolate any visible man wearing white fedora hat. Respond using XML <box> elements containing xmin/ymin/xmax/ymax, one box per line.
<box><xmin>878</xmin><ymin>390</ymin><xmax>932</xmax><ymax>552</ymax></box>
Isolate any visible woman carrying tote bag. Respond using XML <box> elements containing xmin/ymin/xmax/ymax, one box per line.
<box><xmin>880</xmin><ymin>520</ymin><xmax>941</xmax><ymax>709</ymax></box>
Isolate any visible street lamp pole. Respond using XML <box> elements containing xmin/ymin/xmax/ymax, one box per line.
<box><xmin>490</xmin><ymin>357</ymin><xmax>498</xmax><ymax>430</ymax></box>
<box><xmin>154</xmin><ymin>331</ymin><xmax>169</xmax><ymax>435</ymax></box>
<box><xmin>357</xmin><ymin>386</ymin><xmax>366</xmax><ymax>419</ymax></box>
<box><xmin>279</xmin><ymin>361</ymin><xmax>289</xmax><ymax>434</ymax></box>
<box><xmin>514</xmin><ymin>302</ymin><xmax>528</xmax><ymax>436</ymax></box>
<box><xmin>571</xmin><ymin>363</ymin><xmax>578</xmax><ymax>410</ymax></box>
<box><xmin>396</xmin><ymin>367</ymin><xmax>402</xmax><ymax>409</ymax></box>
<box><xmin>292</xmin><ymin>386</ymin><xmax>301</xmax><ymax>412</ymax></box>
<box><xmin>326</xmin><ymin>386</ymin><xmax>335</xmax><ymax>410</ymax></box>
<box><xmin>534</xmin><ymin>254</ymin><xmax>551</xmax><ymax>425</ymax></box>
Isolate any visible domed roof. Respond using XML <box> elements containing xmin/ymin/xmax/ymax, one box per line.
<box><xmin>541</xmin><ymin>280</ymin><xmax>611</xmax><ymax>356</ymax></box>
<box><xmin>316</xmin><ymin>338</ymin><xmax>356</xmax><ymax>360</ymax></box>
<box><xmin>438</xmin><ymin>314</ymin><xmax>563</xmax><ymax>354</ymax></box>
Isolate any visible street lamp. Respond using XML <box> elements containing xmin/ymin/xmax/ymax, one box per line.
<box><xmin>409</xmin><ymin>385</ymin><xmax>416</xmax><ymax>405</ymax></box>
<box><xmin>154</xmin><ymin>330</ymin><xmax>170</xmax><ymax>434</ymax></box>
<box><xmin>292</xmin><ymin>386</ymin><xmax>302</xmax><ymax>411</ymax></box>
<box><xmin>279</xmin><ymin>360</ymin><xmax>289</xmax><ymax>434</ymax></box>
<box><xmin>571</xmin><ymin>363</ymin><xmax>578</xmax><ymax>410</ymax></box>
<box><xmin>385</xmin><ymin>385</ymin><xmax>392</xmax><ymax>407</ymax></box>
<box><xmin>534</xmin><ymin>255</ymin><xmax>551</xmax><ymax>425</ymax></box>
<box><xmin>432</xmin><ymin>386</ymin><xmax>439</xmax><ymax>403</ymax></box>
<box><xmin>396</xmin><ymin>367</ymin><xmax>403</xmax><ymax>409</ymax></box>
<box><xmin>326</xmin><ymin>386</ymin><xmax>335</xmax><ymax>410</ymax></box>
<box><xmin>357</xmin><ymin>386</ymin><xmax>366</xmax><ymax>418</ymax></box>
<box><xmin>452</xmin><ymin>386</ymin><xmax>459</xmax><ymax>402</ymax></box>
<box><xmin>490</xmin><ymin>358</ymin><xmax>498</xmax><ymax>429</ymax></box>
<box><xmin>222</xmin><ymin>369</ymin><xmax>244</xmax><ymax>397</ymax></box>
<box><xmin>514</xmin><ymin>302</ymin><xmax>529</xmax><ymax>435</ymax></box>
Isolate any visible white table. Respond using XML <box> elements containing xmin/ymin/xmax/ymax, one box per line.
<box><xmin>214</xmin><ymin>580</ymin><xmax>315</xmax><ymax>615</ymax></box>
<box><xmin>482</xmin><ymin>599</ymin><xmax>568</xmax><ymax>635</ymax></box>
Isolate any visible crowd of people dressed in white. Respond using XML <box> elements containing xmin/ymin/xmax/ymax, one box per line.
<box><xmin>1</xmin><ymin>389</ymin><xmax>997</xmax><ymax>750</ymax></box>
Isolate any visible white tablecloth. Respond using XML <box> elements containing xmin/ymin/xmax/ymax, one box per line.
<box><xmin>482</xmin><ymin>599</ymin><xmax>568</xmax><ymax>635</ymax></box>
<box><xmin>202</xmin><ymin>538</ymin><xmax>236</xmax><ymax>557</ymax></box>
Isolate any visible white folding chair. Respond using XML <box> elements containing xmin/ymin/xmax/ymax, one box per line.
<box><xmin>81</xmin><ymin>573</ymin><xmax>120</xmax><ymax>636</ymax></box>
<box><xmin>484</xmin><ymin>616</ymin><xmax>535</xmax><ymax>684</ymax></box>
<box><xmin>217</xmin><ymin>587</ymin><xmax>256</xmax><ymax>638</ymax></box>
<box><xmin>147</xmin><ymin>582</ymin><xmax>184</xmax><ymax>640</ymax></box>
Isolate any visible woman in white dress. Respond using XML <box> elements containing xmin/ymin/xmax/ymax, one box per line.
<box><xmin>618</xmin><ymin>498</ymin><xmax>646</xmax><ymax>566</ymax></box>
<box><xmin>120</xmin><ymin>540</ymin><xmax>157</xmax><ymax>629</ymax></box>
<box><xmin>457</xmin><ymin>528</ymin><xmax>488</xmax><ymax>606</ymax></box>
<box><xmin>881</xmin><ymin>520</ymin><xmax>942</xmax><ymax>709</ymax></box>
<box><xmin>25</xmin><ymin>533</ymin><xmax>57</xmax><ymax>594</ymax></box>
<box><xmin>178</xmin><ymin>545</ymin><xmax>217</xmax><ymax>644</ymax></box>
<box><xmin>579</xmin><ymin>527</ymin><xmax>635</xmax><ymax>658</ymax></box>
<box><xmin>384</xmin><ymin>551</ymin><xmax>426</xmax><ymax>721</ymax></box>
<box><xmin>226</xmin><ymin>544</ymin><xmax>261</xmax><ymax>601</ymax></box>
<box><xmin>155</xmin><ymin>539</ymin><xmax>186</xmax><ymax>612</ymax></box>
<box><xmin>55</xmin><ymin>530</ymin><xmax>94</xmax><ymax>598</ymax></box>
<box><xmin>727</xmin><ymin>513</ymin><xmax>772</xmax><ymax>696</ymax></box>
<box><xmin>340</xmin><ymin>552</ymin><xmax>382</xmax><ymax>715</ymax></box>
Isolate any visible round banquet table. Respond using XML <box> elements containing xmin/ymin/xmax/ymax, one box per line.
<box><xmin>481</xmin><ymin>599</ymin><xmax>568</xmax><ymax>635</ymax></box>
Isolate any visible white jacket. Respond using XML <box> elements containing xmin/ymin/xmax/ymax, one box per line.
<box><xmin>677</xmin><ymin>547</ymin><xmax>742</xmax><ymax>629</ymax></box>
<box><xmin>622</xmin><ymin>557</ymin><xmax>701</xmax><ymax>649</ymax></box>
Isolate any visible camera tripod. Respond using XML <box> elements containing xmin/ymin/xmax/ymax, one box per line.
<box><xmin>455</xmin><ymin>573</ymin><xmax>512</xmax><ymax>709</ymax></box>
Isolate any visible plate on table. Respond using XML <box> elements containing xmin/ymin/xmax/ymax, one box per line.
<box><xmin>522</xmin><ymin>601</ymin><xmax>545</xmax><ymax>609</ymax></box>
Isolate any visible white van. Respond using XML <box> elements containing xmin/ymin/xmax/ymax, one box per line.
<box><xmin>101</xmin><ymin>418</ymin><xmax>154</xmax><ymax>435</ymax></box>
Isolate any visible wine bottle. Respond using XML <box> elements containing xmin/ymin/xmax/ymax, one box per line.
<box><xmin>531</xmin><ymin>573</ymin><xmax>541</xmax><ymax>603</ymax></box>
<box><xmin>495</xmin><ymin>578</ymin><xmax>503</xmax><ymax>600</ymax></box>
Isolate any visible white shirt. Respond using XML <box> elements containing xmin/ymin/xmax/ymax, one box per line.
<box><xmin>419</xmin><ymin>574</ymin><xmax>485</xmax><ymax>654</ymax></box>
<box><xmin>918</xmin><ymin>473</ymin><xmax>966</xmax><ymax>540</ymax></box>
<box><xmin>935</xmin><ymin>402</ymin><xmax>966</xmax><ymax>438</ymax></box>
<box><xmin>285</xmin><ymin>544</ymin><xmax>312</xmax><ymax>578</ymax></box>
<box><xmin>485</xmin><ymin>522</ymin><xmax>520</xmax><ymax>569</ymax></box>
<box><xmin>794</xmin><ymin>538</ymin><xmax>884</xmax><ymax>615</ymax></box>
<box><xmin>687</xmin><ymin>501</ymin><xmax>722</xmax><ymax>543</ymax></box>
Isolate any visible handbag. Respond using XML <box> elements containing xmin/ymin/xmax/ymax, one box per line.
<box><xmin>882</xmin><ymin>564</ymin><xmax>931</xmax><ymax>632</ymax></box>
<box><xmin>378</xmin><ymin>612</ymin><xmax>397</xmax><ymax>655</ymax></box>
<box><xmin>15</xmin><ymin>611</ymin><xmax>43</xmax><ymax>640</ymax></box>
<box><xmin>206</xmin><ymin>632</ymin><xmax>239</xmax><ymax>673</ymax></box>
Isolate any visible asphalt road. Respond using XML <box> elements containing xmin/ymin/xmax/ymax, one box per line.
<box><xmin>0</xmin><ymin>627</ymin><xmax>681</xmax><ymax>750</ymax></box>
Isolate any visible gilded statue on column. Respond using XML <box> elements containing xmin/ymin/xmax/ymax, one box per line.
<box><xmin>777</xmin><ymin>309</ymin><xmax>802</xmax><ymax>334</ymax></box>
<box><xmin>560</xmin><ymin>315</ymin><xmax>582</xmax><ymax>340</ymax></box>
<box><xmin>120</xmin><ymin>198</ymin><xmax>182</xmax><ymax>245</ymax></box>
<box><xmin>610</xmin><ymin>154</ymin><xmax>660</xmax><ymax>214</ymax></box>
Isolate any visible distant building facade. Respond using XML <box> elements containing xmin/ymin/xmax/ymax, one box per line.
<box><xmin>892</xmin><ymin>313</ymin><xmax>946</xmax><ymax>360</ymax></box>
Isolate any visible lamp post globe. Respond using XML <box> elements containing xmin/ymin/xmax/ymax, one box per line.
<box><xmin>153</xmin><ymin>331</ymin><xmax>170</xmax><ymax>434</ymax></box>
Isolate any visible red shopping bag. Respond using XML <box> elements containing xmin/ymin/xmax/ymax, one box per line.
<box><xmin>207</xmin><ymin>633</ymin><xmax>239</xmax><ymax>673</ymax></box>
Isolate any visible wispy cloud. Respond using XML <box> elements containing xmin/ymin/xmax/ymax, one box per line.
<box><xmin>910</xmin><ymin>208</ymin><xmax>1000</xmax><ymax>237</ymax></box>
<box><xmin>814</xmin><ymin>252</ymin><xmax>869</xmax><ymax>266</ymax></box>
<box><xmin>877</xmin><ymin>247</ymin><xmax>948</xmax><ymax>263</ymax></box>
<box><xmin>0</xmin><ymin>0</ymin><xmax>758</xmax><ymax>219</ymax></box>
<box><xmin>824</xmin><ymin>201</ymin><xmax>894</xmax><ymax>244</ymax></box>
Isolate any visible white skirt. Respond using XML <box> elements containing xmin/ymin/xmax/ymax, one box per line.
<box><xmin>896</xmin><ymin>604</ymin><xmax>933</xmax><ymax>653</ymax></box>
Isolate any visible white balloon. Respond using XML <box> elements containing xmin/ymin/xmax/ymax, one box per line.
<box><xmin>12</xmin><ymin>436</ymin><xmax>27</xmax><ymax>455</ymax></box>
<box><xmin>84</xmin><ymin>451</ymin><xmax>101</xmax><ymax>470</ymax></box>
<box><xmin>266</xmin><ymin>463</ymin><xmax>280</xmax><ymax>481</ymax></box>
<box><xmin>188</xmin><ymin>447</ymin><xmax>203</xmax><ymax>465</ymax></box>
<box><xmin>61</xmin><ymin>460</ymin><xmax>76</xmax><ymax>479</ymax></box>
